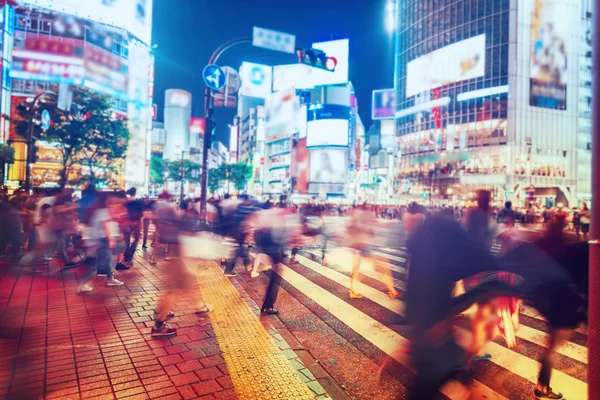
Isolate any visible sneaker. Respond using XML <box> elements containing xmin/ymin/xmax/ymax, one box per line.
<box><xmin>224</xmin><ymin>271</ymin><xmax>238</xmax><ymax>277</ymax></box>
<box><xmin>96</xmin><ymin>269</ymin><xmax>109</xmax><ymax>276</ymax></box>
<box><xmin>250</xmin><ymin>271</ymin><xmax>260</xmax><ymax>278</ymax></box>
<box><xmin>107</xmin><ymin>278</ymin><xmax>124</xmax><ymax>287</ymax></box>
<box><xmin>151</xmin><ymin>323</ymin><xmax>177</xmax><ymax>337</ymax></box>
<box><xmin>115</xmin><ymin>262</ymin><xmax>130</xmax><ymax>271</ymax></box>
<box><xmin>80</xmin><ymin>283</ymin><xmax>93</xmax><ymax>292</ymax></box>
<box><xmin>63</xmin><ymin>261</ymin><xmax>78</xmax><ymax>269</ymax></box>
<box><xmin>260</xmin><ymin>308</ymin><xmax>279</xmax><ymax>315</ymax></box>
<box><xmin>349</xmin><ymin>290</ymin><xmax>363</xmax><ymax>299</ymax></box>
<box><xmin>195</xmin><ymin>304</ymin><xmax>213</xmax><ymax>315</ymax></box>
<box><xmin>534</xmin><ymin>388</ymin><xmax>563</xmax><ymax>399</ymax></box>
<box><xmin>388</xmin><ymin>291</ymin><xmax>403</xmax><ymax>299</ymax></box>
<box><xmin>474</xmin><ymin>353</ymin><xmax>492</xmax><ymax>361</ymax></box>
<box><xmin>142</xmin><ymin>244</ymin><xmax>148</xmax><ymax>249</ymax></box>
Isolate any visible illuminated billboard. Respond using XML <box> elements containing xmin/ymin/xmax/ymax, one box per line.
<box><xmin>240</xmin><ymin>62</ymin><xmax>272</xmax><ymax>99</ymax></box>
<box><xmin>310</xmin><ymin>39</ymin><xmax>349</xmax><ymax>86</ymax></box>
<box><xmin>406</xmin><ymin>34</ymin><xmax>486</xmax><ymax>97</ymax></box>
<box><xmin>309</xmin><ymin>148</ymin><xmax>347</xmax><ymax>183</ymax></box>
<box><xmin>306</xmin><ymin>104</ymin><xmax>350</xmax><ymax>148</ymax></box>
<box><xmin>306</xmin><ymin>119</ymin><xmax>349</xmax><ymax>148</ymax></box>
<box><xmin>372</xmin><ymin>89</ymin><xmax>396</xmax><ymax>120</ymax></box>
<box><xmin>21</xmin><ymin>0</ymin><xmax>153</xmax><ymax>45</ymax></box>
<box><xmin>529</xmin><ymin>0</ymin><xmax>570</xmax><ymax>110</ymax></box>
<box><xmin>272</xmin><ymin>64</ymin><xmax>313</xmax><ymax>92</ymax></box>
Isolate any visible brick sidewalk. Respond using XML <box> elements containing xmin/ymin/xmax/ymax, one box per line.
<box><xmin>0</xmin><ymin>248</ymin><xmax>330</xmax><ymax>400</ymax></box>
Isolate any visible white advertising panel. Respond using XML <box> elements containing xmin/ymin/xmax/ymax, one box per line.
<box><xmin>273</xmin><ymin>64</ymin><xmax>313</xmax><ymax>92</ymax></box>
<box><xmin>22</xmin><ymin>0</ymin><xmax>153</xmax><ymax>45</ymax></box>
<box><xmin>125</xmin><ymin>43</ymin><xmax>151</xmax><ymax>189</ymax></box>
<box><xmin>529</xmin><ymin>0</ymin><xmax>573</xmax><ymax>110</ymax></box>
<box><xmin>240</xmin><ymin>62</ymin><xmax>273</xmax><ymax>99</ymax></box>
<box><xmin>306</xmin><ymin>119</ymin><xmax>349</xmax><ymax>148</ymax></box>
<box><xmin>310</xmin><ymin>39</ymin><xmax>349</xmax><ymax>86</ymax></box>
<box><xmin>309</xmin><ymin>149</ymin><xmax>347</xmax><ymax>183</ymax></box>
<box><xmin>406</xmin><ymin>34</ymin><xmax>486</xmax><ymax>97</ymax></box>
<box><xmin>265</xmin><ymin>88</ymin><xmax>299</xmax><ymax>141</ymax></box>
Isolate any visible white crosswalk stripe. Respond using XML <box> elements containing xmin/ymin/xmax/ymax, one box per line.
<box><xmin>261</xmin><ymin>242</ymin><xmax>588</xmax><ymax>400</ymax></box>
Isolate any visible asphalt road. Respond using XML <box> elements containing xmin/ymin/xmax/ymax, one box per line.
<box><xmin>236</xmin><ymin>216</ymin><xmax>588</xmax><ymax>400</ymax></box>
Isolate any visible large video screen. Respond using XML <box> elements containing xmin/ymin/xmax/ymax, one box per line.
<box><xmin>529</xmin><ymin>0</ymin><xmax>570</xmax><ymax>110</ymax></box>
<box><xmin>306</xmin><ymin>119</ymin><xmax>349</xmax><ymax>148</ymax></box>
<box><xmin>406</xmin><ymin>34</ymin><xmax>486</xmax><ymax>97</ymax></box>
<box><xmin>21</xmin><ymin>0</ymin><xmax>153</xmax><ymax>45</ymax></box>
<box><xmin>309</xmin><ymin>148</ymin><xmax>347</xmax><ymax>184</ymax></box>
<box><xmin>372</xmin><ymin>89</ymin><xmax>396</xmax><ymax>120</ymax></box>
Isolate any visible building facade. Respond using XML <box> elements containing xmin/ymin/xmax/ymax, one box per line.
<box><xmin>3</xmin><ymin>0</ymin><xmax>153</xmax><ymax>192</ymax></box>
<box><xmin>395</xmin><ymin>0</ymin><xmax>586</xmax><ymax>207</ymax></box>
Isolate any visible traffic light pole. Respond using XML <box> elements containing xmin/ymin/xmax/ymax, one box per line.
<box><xmin>589</xmin><ymin>0</ymin><xmax>600</xmax><ymax>396</ymax></box>
<box><xmin>199</xmin><ymin>37</ymin><xmax>251</xmax><ymax>215</ymax></box>
<box><xmin>25</xmin><ymin>91</ymin><xmax>56</xmax><ymax>192</ymax></box>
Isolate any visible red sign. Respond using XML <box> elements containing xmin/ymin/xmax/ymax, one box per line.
<box><xmin>355</xmin><ymin>138</ymin><xmax>361</xmax><ymax>171</ymax></box>
<box><xmin>151</xmin><ymin>104</ymin><xmax>157</xmax><ymax>120</ymax></box>
<box><xmin>432</xmin><ymin>88</ymin><xmax>441</xmax><ymax>129</ymax></box>
<box><xmin>190</xmin><ymin>118</ymin><xmax>206</xmax><ymax>135</ymax></box>
<box><xmin>295</xmin><ymin>138</ymin><xmax>309</xmax><ymax>192</ymax></box>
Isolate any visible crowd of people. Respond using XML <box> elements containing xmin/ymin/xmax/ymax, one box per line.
<box><xmin>0</xmin><ymin>186</ymin><xmax>590</xmax><ymax>399</ymax></box>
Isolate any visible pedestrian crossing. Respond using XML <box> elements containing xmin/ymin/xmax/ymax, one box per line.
<box><xmin>252</xmin><ymin>243</ymin><xmax>588</xmax><ymax>400</ymax></box>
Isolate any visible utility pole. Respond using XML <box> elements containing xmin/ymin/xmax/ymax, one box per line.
<box><xmin>180</xmin><ymin>150</ymin><xmax>185</xmax><ymax>201</ymax></box>
<box><xmin>589</xmin><ymin>0</ymin><xmax>600</xmax><ymax>397</ymax></box>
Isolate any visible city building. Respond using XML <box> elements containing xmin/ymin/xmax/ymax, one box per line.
<box><xmin>2</xmin><ymin>0</ymin><xmax>153</xmax><ymax>192</ymax></box>
<box><xmin>394</xmin><ymin>0</ymin><xmax>587</xmax><ymax>207</ymax></box>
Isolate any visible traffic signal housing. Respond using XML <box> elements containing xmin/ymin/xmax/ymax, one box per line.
<box><xmin>297</xmin><ymin>48</ymin><xmax>337</xmax><ymax>72</ymax></box>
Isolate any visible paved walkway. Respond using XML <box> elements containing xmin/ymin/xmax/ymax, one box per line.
<box><xmin>0</xmin><ymin>247</ymin><xmax>331</xmax><ymax>399</ymax></box>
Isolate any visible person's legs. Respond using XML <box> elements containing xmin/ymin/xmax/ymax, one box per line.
<box><xmin>142</xmin><ymin>218</ymin><xmax>150</xmax><ymax>248</ymax></box>
<box><xmin>349</xmin><ymin>250</ymin><xmax>363</xmax><ymax>298</ymax></box>
<box><xmin>56</xmin><ymin>231</ymin><xmax>71</xmax><ymax>264</ymax></box>
<box><xmin>536</xmin><ymin>328</ymin><xmax>573</xmax><ymax>398</ymax></box>
<box><xmin>261</xmin><ymin>263</ymin><xmax>282</xmax><ymax>313</ymax></box>
<box><xmin>124</xmin><ymin>222</ymin><xmax>140</xmax><ymax>262</ymax></box>
<box><xmin>224</xmin><ymin>238</ymin><xmax>244</xmax><ymax>275</ymax></box>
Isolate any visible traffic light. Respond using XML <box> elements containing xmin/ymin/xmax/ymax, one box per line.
<box><xmin>1</xmin><ymin>145</ymin><xmax>15</xmax><ymax>164</ymax></box>
<box><xmin>30</xmin><ymin>145</ymin><xmax>39</xmax><ymax>163</ymax></box>
<box><xmin>297</xmin><ymin>48</ymin><xmax>337</xmax><ymax>72</ymax></box>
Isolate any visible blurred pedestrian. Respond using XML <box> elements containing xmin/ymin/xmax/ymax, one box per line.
<box><xmin>123</xmin><ymin>187</ymin><xmax>144</xmax><ymax>265</ymax></box>
<box><xmin>578</xmin><ymin>201</ymin><xmax>591</xmax><ymax>242</ymax></box>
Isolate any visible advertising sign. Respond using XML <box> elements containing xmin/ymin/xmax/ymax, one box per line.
<box><xmin>309</xmin><ymin>148</ymin><xmax>347</xmax><ymax>183</ymax></box>
<box><xmin>240</xmin><ymin>62</ymin><xmax>272</xmax><ymax>99</ymax></box>
<box><xmin>293</xmin><ymin>138</ymin><xmax>309</xmax><ymax>191</ymax></box>
<box><xmin>265</xmin><ymin>88</ymin><xmax>299</xmax><ymax>142</ymax></box>
<box><xmin>270</xmin><ymin>153</ymin><xmax>290</xmax><ymax>168</ymax></box>
<box><xmin>272</xmin><ymin>64</ymin><xmax>313</xmax><ymax>92</ymax></box>
<box><xmin>125</xmin><ymin>43</ymin><xmax>151</xmax><ymax>188</ymax></box>
<box><xmin>190</xmin><ymin>118</ymin><xmax>206</xmax><ymax>135</ymax></box>
<box><xmin>21</xmin><ymin>0</ymin><xmax>153</xmax><ymax>45</ymax></box>
<box><xmin>84</xmin><ymin>45</ymin><xmax>128</xmax><ymax>98</ymax></box>
<box><xmin>372</xmin><ymin>89</ymin><xmax>396</xmax><ymax>120</ymax></box>
<box><xmin>11</xmin><ymin>35</ymin><xmax>85</xmax><ymax>84</ymax></box>
<box><xmin>310</xmin><ymin>39</ymin><xmax>349</xmax><ymax>86</ymax></box>
<box><xmin>406</xmin><ymin>34</ymin><xmax>486</xmax><ymax>97</ymax></box>
<box><xmin>166</xmin><ymin>89</ymin><xmax>191</xmax><ymax>108</ymax></box>
<box><xmin>306</xmin><ymin>119</ymin><xmax>349</xmax><ymax>148</ymax></box>
<box><xmin>529</xmin><ymin>0</ymin><xmax>571</xmax><ymax>110</ymax></box>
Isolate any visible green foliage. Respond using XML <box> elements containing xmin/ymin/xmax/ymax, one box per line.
<box><xmin>162</xmin><ymin>159</ymin><xmax>201</xmax><ymax>183</ymax></box>
<box><xmin>13</xmin><ymin>88</ymin><xmax>130</xmax><ymax>188</ymax></box>
<box><xmin>150</xmin><ymin>154</ymin><xmax>164</xmax><ymax>185</ymax></box>
<box><xmin>226</xmin><ymin>162</ymin><xmax>252</xmax><ymax>191</ymax></box>
<box><xmin>208</xmin><ymin>166</ymin><xmax>227</xmax><ymax>195</ymax></box>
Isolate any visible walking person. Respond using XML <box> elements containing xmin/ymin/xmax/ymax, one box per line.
<box><xmin>223</xmin><ymin>195</ymin><xmax>256</xmax><ymax>277</ymax></box>
<box><xmin>151</xmin><ymin>194</ymin><xmax>212</xmax><ymax>337</ymax></box>
<box><xmin>122</xmin><ymin>188</ymin><xmax>144</xmax><ymax>265</ymax></box>
<box><xmin>79</xmin><ymin>193</ymin><xmax>124</xmax><ymax>292</ymax></box>
<box><xmin>578</xmin><ymin>201</ymin><xmax>591</xmax><ymax>242</ymax></box>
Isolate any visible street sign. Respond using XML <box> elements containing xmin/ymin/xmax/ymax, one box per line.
<box><xmin>218</xmin><ymin>66</ymin><xmax>241</xmax><ymax>96</ymax></box>
<box><xmin>202</xmin><ymin>64</ymin><xmax>226</xmax><ymax>91</ymax></box>
<box><xmin>252</xmin><ymin>26</ymin><xmax>296</xmax><ymax>54</ymax></box>
<box><xmin>41</xmin><ymin>109</ymin><xmax>51</xmax><ymax>131</ymax></box>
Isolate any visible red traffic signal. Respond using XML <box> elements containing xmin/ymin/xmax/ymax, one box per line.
<box><xmin>297</xmin><ymin>48</ymin><xmax>336</xmax><ymax>72</ymax></box>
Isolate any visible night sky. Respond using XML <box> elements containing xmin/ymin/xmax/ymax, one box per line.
<box><xmin>152</xmin><ymin>0</ymin><xmax>395</xmax><ymax>146</ymax></box>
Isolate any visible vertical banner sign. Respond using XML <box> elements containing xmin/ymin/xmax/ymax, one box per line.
<box><xmin>529</xmin><ymin>0</ymin><xmax>570</xmax><ymax>110</ymax></box>
<box><xmin>125</xmin><ymin>44</ymin><xmax>151</xmax><ymax>189</ymax></box>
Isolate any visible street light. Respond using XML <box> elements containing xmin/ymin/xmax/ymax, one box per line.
<box><xmin>446</xmin><ymin>188</ymin><xmax>453</xmax><ymax>195</ymax></box>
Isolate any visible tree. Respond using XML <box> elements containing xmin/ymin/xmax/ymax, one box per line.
<box><xmin>162</xmin><ymin>159</ymin><xmax>201</xmax><ymax>183</ymax></box>
<box><xmin>208</xmin><ymin>168</ymin><xmax>223</xmax><ymax>195</ymax></box>
<box><xmin>13</xmin><ymin>89</ymin><xmax>129</xmax><ymax>188</ymax></box>
<box><xmin>150</xmin><ymin>154</ymin><xmax>164</xmax><ymax>186</ymax></box>
<box><xmin>226</xmin><ymin>162</ymin><xmax>252</xmax><ymax>192</ymax></box>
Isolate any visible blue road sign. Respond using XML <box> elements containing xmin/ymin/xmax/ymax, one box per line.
<box><xmin>41</xmin><ymin>109</ymin><xmax>51</xmax><ymax>131</ymax></box>
<box><xmin>203</xmin><ymin>64</ymin><xmax>226</xmax><ymax>91</ymax></box>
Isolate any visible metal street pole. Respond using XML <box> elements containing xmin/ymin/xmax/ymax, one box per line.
<box><xmin>589</xmin><ymin>0</ymin><xmax>600</xmax><ymax>396</ymax></box>
<box><xmin>25</xmin><ymin>91</ymin><xmax>57</xmax><ymax>192</ymax></box>
<box><xmin>200</xmin><ymin>37</ymin><xmax>252</xmax><ymax>215</ymax></box>
<box><xmin>180</xmin><ymin>150</ymin><xmax>185</xmax><ymax>201</ymax></box>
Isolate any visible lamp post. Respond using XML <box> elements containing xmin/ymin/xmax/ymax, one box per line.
<box><xmin>25</xmin><ymin>91</ymin><xmax>57</xmax><ymax>191</ymax></box>
<box><xmin>199</xmin><ymin>38</ymin><xmax>252</xmax><ymax>216</ymax></box>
